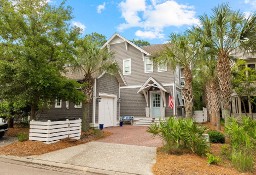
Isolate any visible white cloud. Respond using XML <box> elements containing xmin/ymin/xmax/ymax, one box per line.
<box><xmin>135</xmin><ymin>30</ymin><xmax>164</xmax><ymax>39</ymax></box>
<box><xmin>97</xmin><ymin>2</ymin><xmax>106</xmax><ymax>14</ymax></box>
<box><xmin>72</xmin><ymin>21</ymin><xmax>86</xmax><ymax>33</ymax></box>
<box><xmin>244</xmin><ymin>11</ymin><xmax>252</xmax><ymax>19</ymax></box>
<box><xmin>118</xmin><ymin>0</ymin><xmax>200</xmax><ymax>39</ymax></box>
<box><xmin>244</xmin><ymin>0</ymin><xmax>256</xmax><ymax>8</ymax></box>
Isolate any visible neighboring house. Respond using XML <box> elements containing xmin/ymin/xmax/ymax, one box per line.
<box><xmin>38</xmin><ymin>33</ymin><xmax>184</xmax><ymax>127</ymax></box>
<box><xmin>230</xmin><ymin>51</ymin><xmax>256</xmax><ymax>117</ymax></box>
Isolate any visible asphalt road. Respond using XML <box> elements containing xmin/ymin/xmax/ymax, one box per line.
<box><xmin>0</xmin><ymin>157</ymin><xmax>95</xmax><ymax>175</ymax></box>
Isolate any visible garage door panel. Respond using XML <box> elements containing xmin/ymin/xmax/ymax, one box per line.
<box><xmin>98</xmin><ymin>96</ymin><xmax>116</xmax><ymax>127</ymax></box>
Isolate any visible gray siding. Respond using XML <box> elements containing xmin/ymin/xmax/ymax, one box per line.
<box><xmin>120</xmin><ymin>88</ymin><xmax>147</xmax><ymax>117</ymax></box>
<box><xmin>95</xmin><ymin>73</ymin><xmax>120</xmax><ymax>123</ymax></box>
<box><xmin>110</xmin><ymin>43</ymin><xmax>175</xmax><ymax>86</ymax></box>
<box><xmin>37</xmin><ymin>101</ymin><xmax>83</xmax><ymax>121</ymax></box>
<box><xmin>120</xmin><ymin>86</ymin><xmax>174</xmax><ymax>118</ymax></box>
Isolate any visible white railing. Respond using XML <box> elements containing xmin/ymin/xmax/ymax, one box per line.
<box><xmin>29</xmin><ymin>118</ymin><xmax>81</xmax><ymax>144</ymax></box>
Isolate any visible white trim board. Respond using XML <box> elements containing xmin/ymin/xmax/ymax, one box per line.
<box><xmin>120</xmin><ymin>83</ymin><xmax>174</xmax><ymax>89</ymax></box>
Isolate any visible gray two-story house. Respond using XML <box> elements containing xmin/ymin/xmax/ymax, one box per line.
<box><xmin>37</xmin><ymin>33</ymin><xmax>184</xmax><ymax>128</ymax></box>
<box><xmin>102</xmin><ymin>33</ymin><xmax>184</xmax><ymax>122</ymax></box>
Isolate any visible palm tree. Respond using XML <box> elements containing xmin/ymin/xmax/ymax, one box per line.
<box><xmin>198</xmin><ymin>4</ymin><xmax>256</xmax><ymax>124</ymax></box>
<box><xmin>73</xmin><ymin>36</ymin><xmax>118</xmax><ymax>131</ymax></box>
<box><xmin>160</xmin><ymin>32</ymin><xmax>200</xmax><ymax>118</ymax></box>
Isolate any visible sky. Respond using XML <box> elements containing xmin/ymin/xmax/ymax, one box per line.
<box><xmin>50</xmin><ymin>0</ymin><xmax>256</xmax><ymax>44</ymax></box>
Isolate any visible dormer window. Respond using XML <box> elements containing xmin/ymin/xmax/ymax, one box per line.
<box><xmin>123</xmin><ymin>59</ymin><xmax>131</xmax><ymax>75</ymax></box>
<box><xmin>144</xmin><ymin>57</ymin><xmax>153</xmax><ymax>73</ymax></box>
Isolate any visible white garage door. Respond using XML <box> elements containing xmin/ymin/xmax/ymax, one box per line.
<box><xmin>98</xmin><ymin>96</ymin><xmax>116</xmax><ymax>127</ymax></box>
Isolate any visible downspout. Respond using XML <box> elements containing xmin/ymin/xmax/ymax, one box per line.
<box><xmin>119</xmin><ymin>83</ymin><xmax>121</xmax><ymax>121</ymax></box>
<box><xmin>92</xmin><ymin>79</ymin><xmax>97</xmax><ymax>127</ymax></box>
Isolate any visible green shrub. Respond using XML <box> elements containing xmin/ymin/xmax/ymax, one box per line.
<box><xmin>208</xmin><ymin>130</ymin><xmax>225</xmax><ymax>143</ymax></box>
<box><xmin>206</xmin><ymin>153</ymin><xmax>221</xmax><ymax>165</ymax></box>
<box><xmin>147</xmin><ymin>117</ymin><xmax>209</xmax><ymax>156</ymax></box>
<box><xmin>225</xmin><ymin>117</ymin><xmax>256</xmax><ymax>172</ymax></box>
<box><xmin>225</xmin><ymin>117</ymin><xmax>256</xmax><ymax>150</ymax></box>
<box><xmin>231</xmin><ymin>151</ymin><xmax>254</xmax><ymax>172</ymax></box>
<box><xmin>17</xmin><ymin>132</ymin><xmax>28</xmax><ymax>142</ymax></box>
<box><xmin>220</xmin><ymin>144</ymin><xmax>231</xmax><ymax>160</ymax></box>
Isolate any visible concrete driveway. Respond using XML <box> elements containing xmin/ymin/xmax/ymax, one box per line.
<box><xmin>0</xmin><ymin>136</ymin><xmax>17</xmax><ymax>147</ymax></box>
<box><xmin>33</xmin><ymin>126</ymin><xmax>162</xmax><ymax>175</ymax></box>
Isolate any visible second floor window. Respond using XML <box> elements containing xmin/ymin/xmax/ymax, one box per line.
<box><xmin>144</xmin><ymin>57</ymin><xmax>153</xmax><ymax>73</ymax></box>
<box><xmin>158</xmin><ymin>62</ymin><xmax>167</xmax><ymax>72</ymax></box>
<box><xmin>123</xmin><ymin>59</ymin><xmax>131</xmax><ymax>75</ymax></box>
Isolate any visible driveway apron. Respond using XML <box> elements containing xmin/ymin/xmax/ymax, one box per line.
<box><xmin>35</xmin><ymin>141</ymin><xmax>156</xmax><ymax>175</ymax></box>
<box><xmin>34</xmin><ymin>126</ymin><xmax>162</xmax><ymax>175</ymax></box>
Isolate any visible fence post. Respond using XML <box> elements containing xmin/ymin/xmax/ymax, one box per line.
<box><xmin>66</xmin><ymin>119</ymin><xmax>70</xmax><ymax>138</ymax></box>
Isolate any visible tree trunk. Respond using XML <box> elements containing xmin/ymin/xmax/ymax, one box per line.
<box><xmin>205</xmin><ymin>77</ymin><xmax>220</xmax><ymax>129</ymax></box>
<box><xmin>82</xmin><ymin>101</ymin><xmax>90</xmax><ymax>131</ymax></box>
<box><xmin>81</xmin><ymin>75</ymin><xmax>94</xmax><ymax>131</ymax></box>
<box><xmin>217</xmin><ymin>51</ymin><xmax>231</xmax><ymax>126</ymax></box>
<box><xmin>182</xmin><ymin>66</ymin><xmax>193</xmax><ymax>118</ymax></box>
<box><xmin>216</xmin><ymin>111</ymin><xmax>221</xmax><ymax>131</ymax></box>
<box><xmin>8</xmin><ymin>117</ymin><xmax>14</xmax><ymax>128</ymax></box>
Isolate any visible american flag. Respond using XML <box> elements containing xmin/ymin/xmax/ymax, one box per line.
<box><xmin>169</xmin><ymin>95</ymin><xmax>174</xmax><ymax>109</ymax></box>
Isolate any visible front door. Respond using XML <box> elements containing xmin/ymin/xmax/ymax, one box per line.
<box><xmin>151</xmin><ymin>92</ymin><xmax>162</xmax><ymax>118</ymax></box>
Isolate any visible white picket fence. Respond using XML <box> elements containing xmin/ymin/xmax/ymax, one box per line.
<box><xmin>29</xmin><ymin>118</ymin><xmax>81</xmax><ymax>144</ymax></box>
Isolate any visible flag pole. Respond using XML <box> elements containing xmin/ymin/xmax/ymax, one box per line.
<box><xmin>173</xmin><ymin>69</ymin><xmax>177</xmax><ymax>116</ymax></box>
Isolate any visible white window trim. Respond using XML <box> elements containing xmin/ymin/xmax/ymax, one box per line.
<box><xmin>74</xmin><ymin>102</ymin><xmax>82</xmax><ymax>108</ymax></box>
<box><xmin>144</xmin><ymin>57</ymin><xmax>153</xmax><ymax>73</ymax></box>
<box><xmin>123</xmin><ymin>58</ymin><xmax>131</xmax><ymax>75</ymax></box>
<box><xmin>66</xmin><ymin>101</ymin><xmax>69</xmax><ymax>109</ymax></box>
<box><xmin>157</xmin><ymin>62</ymin><xmax>167</xmax><ymax>72</ymax></box>
<box><xmin>55</xmin><ymin>99</ymin><xmax>62</xmax><ymax>108</ymax></box>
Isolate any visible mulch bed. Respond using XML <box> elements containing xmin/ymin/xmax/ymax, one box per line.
<box><xmin>153</xmin><ymin>147</ymin><xmax>252</xmax><ymax>175</ymax></box>
<box><xmin>153</xmin><ymin>122</ymin><xmax>255</xmax><ymax>175</ymax></box>
<box><xmin>0</xmin><ymin>127</ymin><xmax>112</xmax><ymax>157</ymax></box>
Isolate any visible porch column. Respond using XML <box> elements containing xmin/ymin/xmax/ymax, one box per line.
<box><xmin>142</xmin><ymin>90</ymin><xmax>150</xmax><ymax>117</ymax></box>
<box><xmin>238</xmin><ymin>97</ymin><xmax>242</xmax><ymax>117</ymax></box>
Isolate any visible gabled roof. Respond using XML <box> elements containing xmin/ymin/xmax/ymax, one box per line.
<box><xmin>137</xmin><ymin>77</ymin><xmax>167</xmax><ymax>93</ymax></box>
<box><xmin>142</xmin><ymin>44</ymin><xmax>168</xmax><ymax>56</ymax></box>
<box><xmin>97</xmin><ymin>71</ymin><xmax>127</xmax><ymax>86</ymax></box>
<box><xmin>63</xmin><ymin>67</ymin><xmax>126</xmax><ymax>86</ymax></box>
<box><xmin>101</xmin><ymin>33</ymin><xmax>151</xmax><ymax>56</ymax></box>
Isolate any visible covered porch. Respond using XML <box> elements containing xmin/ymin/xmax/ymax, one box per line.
<box><xmin>137</xmin><ymin>77</ymin><xmax>169</xmax><ymax>119</ymax></box>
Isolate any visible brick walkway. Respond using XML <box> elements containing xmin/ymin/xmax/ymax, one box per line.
<box><xmin>98</xmin><ymin>125</ymin><xmax>163</xmax><ymax>147</ymax></box>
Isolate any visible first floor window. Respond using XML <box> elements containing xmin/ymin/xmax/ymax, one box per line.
<box><xmin>123</xmin><ymin>59</ymin><xmax>131</xmax><ymax>75</ymax></box>
<box><xmin>74</xmin><ymin>102</ymin><xmax>82</xmax><ymax>108</ymax></box>
<box><xmin>55</xmin><ymin>99</ymin><xmax>62</xmax><ymax>108</ymax></box>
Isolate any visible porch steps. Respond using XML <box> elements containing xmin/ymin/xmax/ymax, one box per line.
<box><xmin>133</xmin><ymin>117</ymin><xmax>163</xmax><ymax>126</ymax></box>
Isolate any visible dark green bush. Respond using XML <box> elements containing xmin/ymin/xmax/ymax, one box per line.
<box><xmin>208</xmin><ymin>130</ymin><xmax>225</xmax><ymax>143</ymax></box>
<box><xmin>147</xmin><ymin>117</ymin><xmax>209</xmax><ymax>156</ymax></box>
